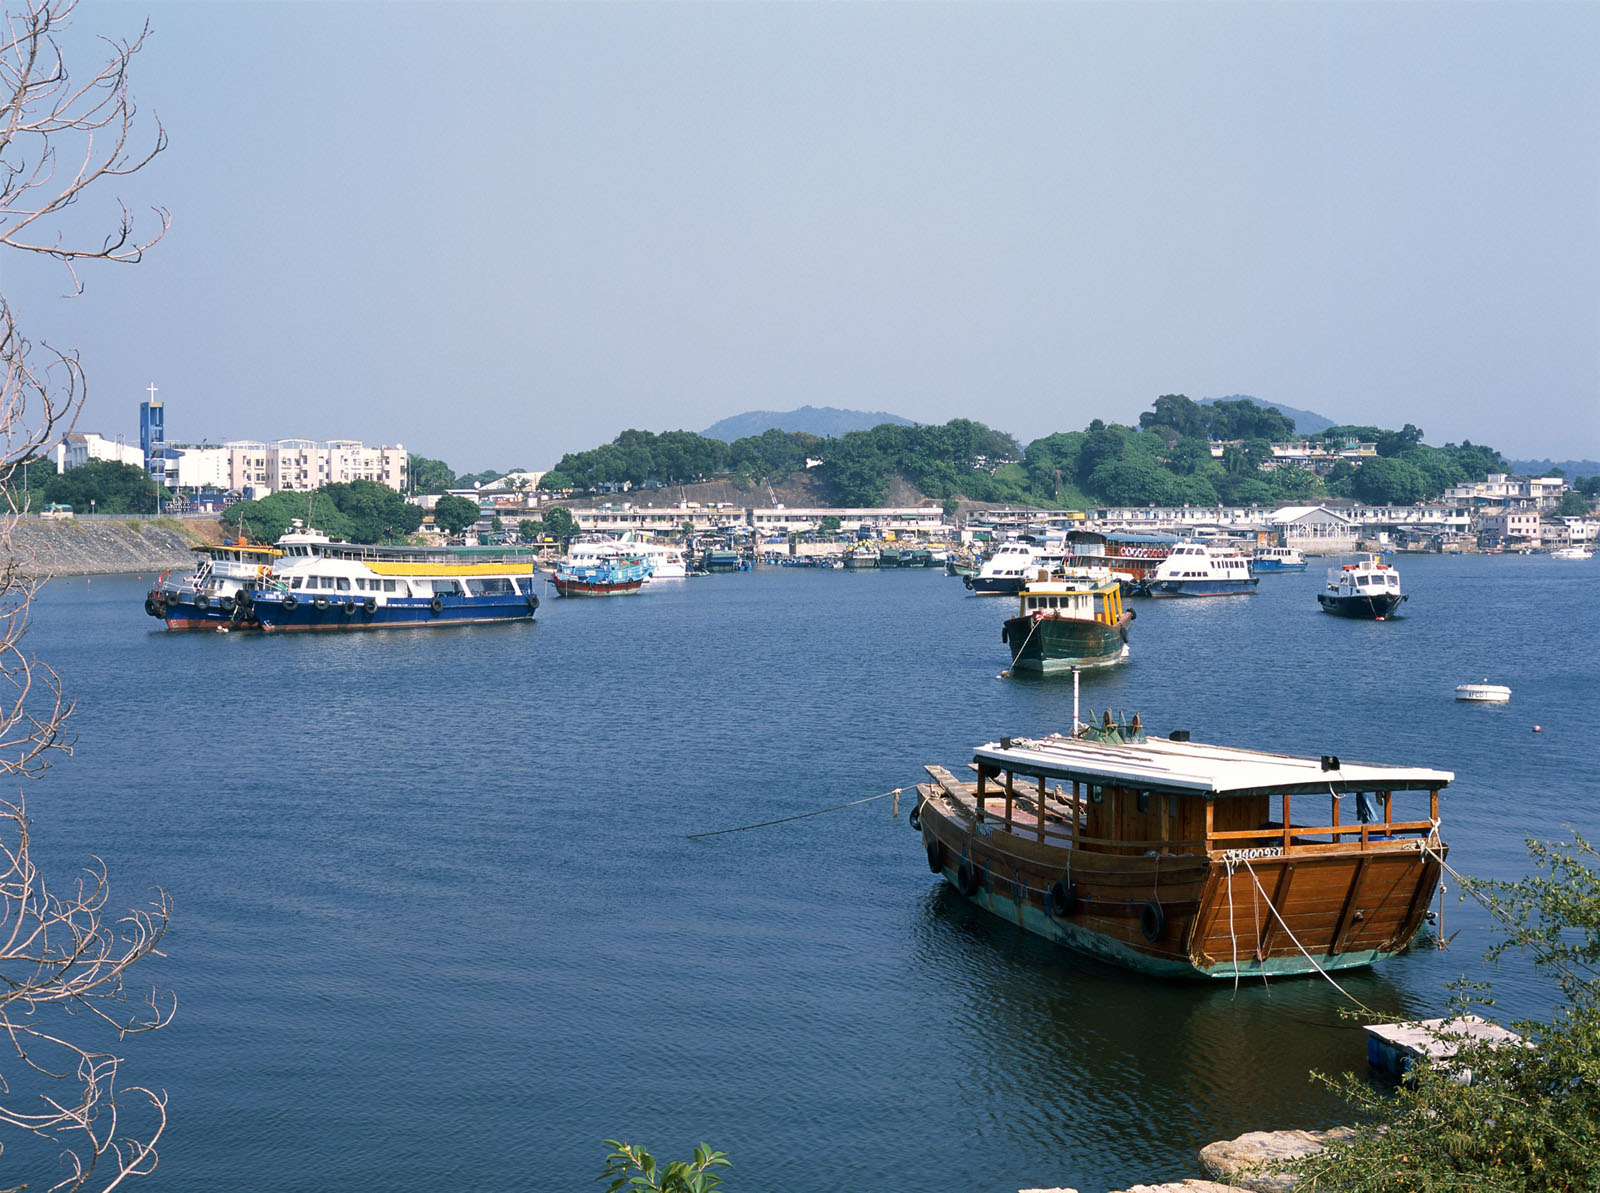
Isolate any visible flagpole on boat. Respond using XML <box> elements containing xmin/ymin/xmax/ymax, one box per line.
<box><xmin>1072</xmin><ymin>666</ymin><xmax>1080</xmax><ymax>736</ymax></box>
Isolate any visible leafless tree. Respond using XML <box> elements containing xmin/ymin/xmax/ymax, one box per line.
<box><xmin>0</xmin><ymin>2</ymin><xmax>172</xmax><ymax>1190</ymax></box>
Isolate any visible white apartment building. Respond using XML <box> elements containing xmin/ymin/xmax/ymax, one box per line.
<box><xmin>52</xmin><ymin>432</ymin><xmax>145</xmax><ymax>472</ymax></box>
<box><xmin>222</xmin><ymin>439</ymin><xmax>408</xmax><ymax>496</ymax></box>
<box><xmin>1444</xmin><ymin>473</ymin><xmax>1567</xmax><ymax>510</ymax></box>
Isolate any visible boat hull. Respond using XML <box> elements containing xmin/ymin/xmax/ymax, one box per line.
<box><xmin>145</xmin><ymin>590</ymin><xmax>262</xmax><ymax>631</ymax></box>
<box><xmin>1252</xmin><ymin>560</ymin><xmax>1306</xmax><ymax>573</ymax></box>
<box><xmin>965</xmin><ymin>574</ymin><xmax>1027</xmax><ymax>596</ymax></box>
<box><xmin>1148</xmin><ymin>578</ymin><xmax>1258</xmax><ymax>597</ymax></box>
<box><xmin>251</xmin><ymin>594</ymin><xmax>537</xmax><ymax>630</ymax></box>
<box><xmin>1318</xmin><ymin>592</ymin><xmax>1406</xmax><ymax>619</ymax></box>
<box><xmin>1002</xmin><ymin>615</ymin><xmax>1128</xmax><ymax>674</ymax></box>
<box><xmin>917</xmin><ymin>793</ymin><xmax>1440</xmax><ymax>979</ymax></box>
<box><xmin>552</xmin><ymin>576</ymin><xmax>644</xmax><ymax>597</ymax></box>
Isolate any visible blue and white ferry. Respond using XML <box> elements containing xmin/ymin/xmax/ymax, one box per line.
<box><xmin>1250</xmin><ymin>546</ymin><xmax>1306</xmax><ymax>573</ymax></box>
<box><xmin>247</xmin><ymin>524</ymin><xmax>540</xmax><ymax>632</ymax></box>
<box><xmin>1147</xmin><ymin>541</ymin><xmax>1259</xmax><ymax>597</ymax></box>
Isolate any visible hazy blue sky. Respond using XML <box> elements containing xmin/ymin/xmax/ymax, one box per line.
<box><xmin>18</xmin><ymin>1</ymin><xmax>1599</xmax><ymax>472</ymax></box>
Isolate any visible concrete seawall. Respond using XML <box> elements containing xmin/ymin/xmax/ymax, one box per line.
<box><xmin>8</xmin><ymin>517</ymin><xmax>218</xmax><ymax>578</ymax></box>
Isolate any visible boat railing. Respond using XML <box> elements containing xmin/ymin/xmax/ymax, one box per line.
<box><xmin>1209</xmin><ymin>820</ymin><xmax>1439</xmax><ymax>850</ymax></box>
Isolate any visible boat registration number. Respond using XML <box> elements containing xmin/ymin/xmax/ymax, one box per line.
<box><xmin>1223</xmin><ymin>846</ymin><xmax>1282</xmax><ymax>862</ymax></box>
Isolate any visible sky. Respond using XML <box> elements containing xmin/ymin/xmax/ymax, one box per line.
<box><xmin>12</xmin><ymin>1</ymin><xmax>1599</xmax><ymax>472</ymax></box>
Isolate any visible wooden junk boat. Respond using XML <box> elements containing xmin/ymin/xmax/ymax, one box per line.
<box><xmin>913</xmin><ymin>714</ymin><xmax>1451</xmax><ymax>979</ymax></box>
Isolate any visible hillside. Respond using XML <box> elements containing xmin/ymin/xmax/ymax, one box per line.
<box><xmin>702</xmin><ymin>405</ymin><xmax>917</xmax><ymax>442</ymax></box>
<box><xmin>1200</xmin><ymin>395</ymin><xmax>1335</xmax><ymax>436</ymax></box>
<box><xmin>1510</xmin><ymin>458</ymin><xmax>1600</xmax><ymax>479</ymax></box>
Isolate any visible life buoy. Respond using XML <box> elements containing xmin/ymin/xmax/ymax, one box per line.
<box><xmin>362</xmin><ymin>598</ymin><xmax>377</xmax><ymax>615</ymax></box>
<box><xmin>1047</xmin><ymin>880</ymin><xmax>1076</xmax><ymax>918</ymax></box>
<box><xmin>956</xmin><ymin>860</ymin><xmax>981</xmax><ymax>896</ymax></box>
<box><xmin>281</xmin><ymin>593</ymin><xmax>298</xmax><ymax>612</ymax></box>
<box><xmin>193</xmin><ymin>593</ymin><xmax>210</xmax><ymax>610</ymax></box>
<box><xmin>312</xmin><ymin>596</ymin><xmax>330</xmax><ymax>612</ymax></box>
<box><xmin>429</xmin><ymin>595</ymin><xmax>444</xmax><ymax>615</ymax></box>
<box><xmin>925</xmin><ymin>838</ymin><xmax>943</xmax><ymax>873</ymax></box>
<box><xmin>218</xmin><ymin>595</ymin><xmax>235</xmax><ymax>614</ymax></box>
<box><xmin>908</xmin><ymin>802</ymin><xmax>922</xmax><ymax>831</ymax></box>
<box><xmin>1140</xmin><ymin>901</ymin><xmax>1167</xmax><ymax>943</ymax></box>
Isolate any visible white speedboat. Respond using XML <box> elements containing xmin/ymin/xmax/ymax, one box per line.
<box><xmin>1455</xmin><ymin>682</ymin><xmax>1511</xmax><ymax>703</ymax></box>
<box><xmin>1251</xmin><ymin>546</ymin><xmax>1306</xmax><ymax>572</ymax></box>
<box><xmin>1551</xmin><ymin>546</ymin><xmax>1593</xmax><ymax>560</ymax></box>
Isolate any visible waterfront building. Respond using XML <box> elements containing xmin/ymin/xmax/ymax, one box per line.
<box><xmin>52</xmin><ymin>431</ymin><xmax>144</xmax><ymax>472</ymax></box>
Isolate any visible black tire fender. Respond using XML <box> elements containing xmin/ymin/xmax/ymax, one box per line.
<box><xmin>362</xmin><ymin>598</ymin><xmax>377</xmax><ymax>615</ymax></box>
<box><xmin>429</xmin><ymin>595</ymin><xmax>444</xmax><ymax>615</ymax></box>
<box><xmin>1140</xmin><ymin>900</ymin><xmax>1167</xmax><ymax>943</ymax></box>
<box><xmin>1047</xmin><ymin>880</ymin><xmax>1076</xmax><ymax>918</ymax></box>
<box><xmin>908</xmin><ymin>802</ymin><xmax>922</xmax><ymax>832</ymax></box>
<box><xmin>312</xmin><ymin>596</ymin><xmax>330</xmax><ymax>612</ymax></box>
<box><xmin>281</xmin><ymin>593</ymin><xmax>298</xmax><ymax>613</ymax></box>
<box><xmin>193</xmin><ymin>593</ymin><xmax>210</xmax><ymax>610</ymax></box>
<box><xmin>957</xmin><ymin>860</ymin><xmax>981</xmax><ymax>896</ymax></box>
<box><xmin>341</xmin><ymin>600</ymin><xmax>356</xmax><ymax>616</ymax></box>
<box><xmin>925</xmin><ymin>837</ymin><xmax>943</xmax><ymax>874</ymax></box>
<box><xmin>144</xmin><ymin>597</ymin><xmax>160</xmax><ymax>618</ymax></box>
<box><xmin>218</xmin><ymin>595</ymin><xmax>235</xmax><ymax>613</ymax></box>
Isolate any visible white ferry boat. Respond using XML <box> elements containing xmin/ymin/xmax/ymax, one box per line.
<box><xmin>1147</xmin><ymin>541</ymin><xmax>1258</xmax><ymax>597</ymax></box>
<box><xmin>247</xmin><ymin>523</ymin><xmax>541</xmax><ymax>631</ymax></box>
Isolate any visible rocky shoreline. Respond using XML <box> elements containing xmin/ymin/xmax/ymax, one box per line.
<box><xmin>8</xmin><ymin>516</ymin><xmax>224</xmax><ymax>578</ymax></box>
<box><xmin>1022</xmin><ymin>1126</ymin><xmax>1353</xmax><ymax>1193</ymax></box>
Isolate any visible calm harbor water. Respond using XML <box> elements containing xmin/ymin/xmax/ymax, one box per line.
<box><xmin>19</xmin><ymin>554</ymin><xmax>1599</xmax><ymax>1192</ymax></box>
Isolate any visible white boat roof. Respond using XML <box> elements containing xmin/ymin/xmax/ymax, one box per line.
<box><xmin>971</xmin><ymin>732</ymin><xmax>1452</xmax><ymax>797</ymax></box>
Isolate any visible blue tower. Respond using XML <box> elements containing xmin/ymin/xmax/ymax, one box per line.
<box><xmin>139</xmin><ymin>382</ymin><xmax>164</xmax><ymax>456</ymax></box>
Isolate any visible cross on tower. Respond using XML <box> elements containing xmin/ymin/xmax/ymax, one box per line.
<box><xmin>146</xmin><ymin>382</ymin><xmax>158</xmax><ymax>403</ymax></box>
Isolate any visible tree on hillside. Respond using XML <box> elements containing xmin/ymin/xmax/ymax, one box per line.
<box><xmin>1353</xmin><ymin>456</ymin><xmax>1426</xmax><ymax>506</ymax></box>
<box><xmin>1138</xmin><ymin>393</ymin><xmax>1208</xmax><ymax>440</ymax></box>
<box><xmin>432</xmin><ymin>494</ymin><xmax>481</xmax><ymax>536</ymax></box>
<box><xmin>0</xmin><ymin>3</ymin><xmax>174</xmax><ymax>1188</ymax></box>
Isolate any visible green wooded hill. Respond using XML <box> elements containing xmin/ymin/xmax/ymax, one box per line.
<box><xmin>538</xmin><ymin>394</ymin><xmax>1510</xmax><ymax>509</ymax></box>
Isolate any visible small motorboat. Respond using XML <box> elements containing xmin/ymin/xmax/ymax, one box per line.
<box><xmin>1455</xmin><ymin>681</ymin><xmax>1511</xmax><ymax>703</ymax></box>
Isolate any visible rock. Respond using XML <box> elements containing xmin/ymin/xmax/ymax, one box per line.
<box><xmin>1198</xmin><ymin>1128</ymin><xmax>1356</xmax><ymax>1193</ymax></box>
<box><xmin>1111</xmin><ymin>1182</ymin><xmax>1254</xmax><ymax>1193</ymax></box>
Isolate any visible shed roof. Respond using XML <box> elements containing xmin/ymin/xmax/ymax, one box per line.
<box><xmin>971</xmin><ymin>732</ymin><xmax>1452</xmax><ymax>798</ymax></box>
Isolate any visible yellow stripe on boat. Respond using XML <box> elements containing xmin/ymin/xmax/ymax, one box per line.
<box><xmin>366</xmin><ymin>561</ymin><xmax>537</xmax><ymax>577</ymax></box>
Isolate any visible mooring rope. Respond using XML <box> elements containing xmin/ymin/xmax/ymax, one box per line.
<box><xmin>687</xmin><ymin>787</ymin><xmax>906</xmax><ymax>839</ymax></box>
<box><xmin>1241</xmin><ymin>858</ymin><xmax>1375</xmax><ymax>1014</ymax></box>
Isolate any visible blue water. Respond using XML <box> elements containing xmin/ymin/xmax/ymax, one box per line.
<box><xmin>15</xmin><ymin>554</ymin><xmax>1598</xmax><ymax>1193</ymax></box>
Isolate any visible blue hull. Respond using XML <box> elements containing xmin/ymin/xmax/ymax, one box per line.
<box><xmin>1251</xmin><ymin>561</ymin><xmax>1306</xmax><ymax>573</ymax></box>
<box><xmin>1149</xmin><ymin>578</ymin><xmax>1258</xmax><ymax>597</ymax></box>
<box><xmin>253</xmin><ymin>595</ymin><xmax>536</xmax><ymax>631</ymax></box>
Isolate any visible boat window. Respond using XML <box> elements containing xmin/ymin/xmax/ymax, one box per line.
<box><xmin>383</xmin><ymin>579</ymin><xmax>397</xmax><ymax>592</ymax></box>
<box><xmin>467</xmin><ymin>577</ymin><xmax>515</xmax><ymax>596</ymax></box>
<box><xmin>290</xmin><ymin>576</ymin><xmax>303</xmax><ymax>590</ymax></box>
<box><xmin>336</xmin><ymin>577</ymin><xmax>351</xmax><ymax>591</ymax></box>
<box><xmin>1136</xmin><ymin>792</ymin><xmax>1150</xmax><ymax>813</ymax></box>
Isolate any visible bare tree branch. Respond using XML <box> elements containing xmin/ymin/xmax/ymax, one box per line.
<box><xmin>0</xmin><ymin>2</ymin><xmax>171</xmax><ymax>1188</ymax></box>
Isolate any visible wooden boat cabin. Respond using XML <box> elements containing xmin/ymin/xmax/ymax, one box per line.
<box><xmin>914</xmin><ymin>716</ymin><xmax>1451</xmax><ymax>979</ymax></box>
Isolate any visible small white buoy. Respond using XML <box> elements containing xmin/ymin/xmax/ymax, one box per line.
<box><xmin>1533</xmin><ymin>725</ymin><xmax>1542</xmax><ymax>733</ymax></box>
